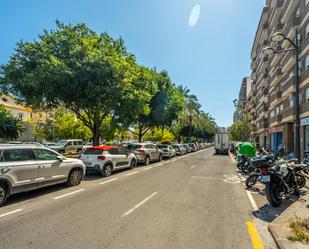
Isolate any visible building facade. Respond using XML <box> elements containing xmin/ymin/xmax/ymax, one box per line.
<box><xmin>248</xmin><ymin>0</ymin><xmax>309</xmax><ymax>157</ymax></box>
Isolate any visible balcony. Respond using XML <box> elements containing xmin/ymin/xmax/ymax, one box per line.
<box><xmin>270</xmin><ymin>67</ymin><xmax>283</xmax><ymax>87</ymax></box>
<box><xmin>263</xmin><ymin>87</ymin><xmax>269</xmax><ymax>95</ymax></box>
<box><xmin>282</xmin><ymin>107</ymin><xmax>294</xmax><ymax>121</ymax></box>
<box><xmin>270</xmin><ymin>114</ymin><xmax>282</xmax><ymax>125</ymax></box>
<box><xmin>269</xmin><ymin>90</ymin><xmax>282</xmax><ymax>106</ymax></box>
<box><xmin>281</xmin><ymin>51</ymin><xmax>294</xmax><ymax>71</ymax></box>
<box><xmin>270</xmin><ymin>0</ymin><xmax>284</xmax><ymax>26</ymax></box>
<box><xmin>281</xmin><ymin>0</ymin><xmax>299</xmax><ymax>24</ymax></box>
<box><xmin>282</xmin><ymin>76</ymin><xmax>295</xmax><ymax>96</ymax></box>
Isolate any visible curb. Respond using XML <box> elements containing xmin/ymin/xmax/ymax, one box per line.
<box><xmin>268</xmin><ymin>224</ymin><xmax>298</xmax><ymax>249</ymax></box>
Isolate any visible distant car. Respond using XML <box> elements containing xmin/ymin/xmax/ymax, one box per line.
<box><xmin>157</xmin><ymin>144</ymin><xmax>176</xmax><ymax>159</ymax></box>
<box><xmin>0</xmin><ymin>145</ymin><xmax>85</xmax><ymax>206</ymax></box>
<box><xmin>188</xmin><ymin>143</ymin><xmax>198</xmax><ymax>152</ymax></box>
<box><xmin>126</xmin><ymin>143</ymin><xmax>163</xmax><ymax>165</ymax></box>
<box><xmin>80</xmin><ymin>146</ymin><xmax>137</xmax><ymax>177</ymax></box>
<box><xmin>44</xmin><ymin>142</ymin><xmax>56</xmax><ymax>147</ymax></box>
<box><xmin>22</xmin><ymin>142</ymin><xmax>45</xmax><ymax>148</ymax></box>
<box><xmin>49</xmin><ymin>139</ymin><xmax>84</xmax><ymax>154</ymax></box>
<box><xmin>83</xmin><ymin>141</ymin><xmax>103</xmax><ymax>151</ymax></box>
<box><xmin>185</xmin><ymin>144</ymin><xmax>192</xmax><ymax>153</ymax></box>
<box><xmin>172</xmin><ymin>144</ymin><xmax>187</xmax><ymax>156</ymax></box>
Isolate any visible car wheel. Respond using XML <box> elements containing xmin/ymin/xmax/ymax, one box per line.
<box><xmin>130</xmin><ymin>159</ymin><xmax>137</xmax><ymax>169</ymax></box>
<box><xmin>77</xmin><ymin>148</ymin><xmax>82</xmax><ymax>153</ymax></box>
<box><xmin>59</xmin><ymin>149</ymin><xmax>65</xmax><ymax>154</ymax></box>
<box><xmin>102</xmin><ymin>164</ymin><xmax>113</xmax><ymax>177</ymax></box>
<box><xmin>145</xmin><ymin>156</ymin><xmax>150</xmax><ymax>165</ymax></box>
<box><xmin>0</xmin><ymin>183</ymin><xmax>8</xmax><ymax>207</ymax></box>
<box><xmin>67</xmin><ymin>169</ymin><xmax>83</xmax><ymax>186</ymax></box>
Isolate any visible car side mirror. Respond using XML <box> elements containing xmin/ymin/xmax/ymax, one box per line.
<box><xmin>56</xmin><ymin>155</ymin><xmax>64</xmax><ymax>162</ymax></box>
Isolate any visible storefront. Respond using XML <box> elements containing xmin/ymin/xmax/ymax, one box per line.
<box><xmin>269</xmin><ymin>126</ymin><xmax>283</xmax><ymax>152</ymax></box>
<box><xmin>258</xmin><ymin>130</ymin><xmax>268</xmax><ymax>149</ymax></box>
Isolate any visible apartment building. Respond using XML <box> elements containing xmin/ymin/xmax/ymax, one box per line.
<box><xmin>249</xmin><ymin>0</ymin><xmax>309</xmax><ymax>157</ymax></box>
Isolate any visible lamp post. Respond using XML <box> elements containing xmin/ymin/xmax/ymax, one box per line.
<box><xmin>263</xmin><ymin>31</ymin><xmax>301</xmax><ymax>162</ymax></box>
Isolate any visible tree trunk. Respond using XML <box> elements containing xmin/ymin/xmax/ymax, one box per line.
<box><xmin>189</xmin><ymin>115</ymin><xmax>192</xmax><ymax>142</ymax></box>
<box><xmin>93</xmin><ymin>121</ymin><xmax>100</xmax><ymax>146</ymax></box>
<box><xmin>138</xmin><ymin>125</ymin><xmax>142</xmax><ymax>143</ymax></box>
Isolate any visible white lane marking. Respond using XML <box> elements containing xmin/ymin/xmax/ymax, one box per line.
<box><xmin>53</xmin><ymin>189</ymin><xmax>85</xmax><ymax>200</ymax></box>
<box><xmin>126</xmin><ymin>171</ymin><xmax>139</xmax><ymax>176</ymax></box>
<box><xmin>246</xmin><ymin>189</ymin><xmax>259</xmax><ymax>211</ymax></box>
<box><xmin>122</xmin><ymin>192</ymin><xmax>158</xmax><ymax>217</ymax></box>
<box><xmin>99</xmin><ymin>178</ymin><xmax>118</xmax><ymax>185</ymax></box>
<box><xmin>143</xmin><ymin>166</ymin><xmax>153</xmax><ymax>171</ymax></box>
<box><xmin>190</xmin><ymin>165</ymin><xmax>196</xmax><ymax>169</ymax></box>
<box><xmin>0</xmin><ymin>209</ymin><xmax>23</xmax><ymax>219</ymax></box>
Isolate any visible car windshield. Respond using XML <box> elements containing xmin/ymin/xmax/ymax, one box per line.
<box><xmin>54</xmin><ymin>140</ymin><xmax>67</xmax><ymax>146</ymax></box>
<box><xmin>126</xmin><ymin>144</ymin><xmax>142</xmax><ymax>150</ymax></box>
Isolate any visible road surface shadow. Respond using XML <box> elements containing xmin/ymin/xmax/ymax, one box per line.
<box><xmin>4</xmin><ymin>183</ymin><xmax>70</xmax><ymax>208</ymax></box>
<box><xmin>253</xmin><ymin>191</ymin><xmax>307</xmax><ymax>223</ymax></box>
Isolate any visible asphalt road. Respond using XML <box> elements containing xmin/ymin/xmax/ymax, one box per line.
<box><xmin>0</xmin><ymin>148</ymin><xmax>267</xmax><ymax>249</ymax></box>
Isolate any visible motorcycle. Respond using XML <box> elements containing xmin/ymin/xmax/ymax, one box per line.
<box><xmin>259</xmin><ymin>162</ymin><xmax>308</xmax><ymax>207</ymax></box>
<box><xmin>237</xmin><ymin>155</ymin><xmax>255</xmax><ymax>174</ymax></box>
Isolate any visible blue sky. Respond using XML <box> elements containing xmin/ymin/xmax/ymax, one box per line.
<box><xmin>0</xmin><ymin>0</ymin><xmax>264</xmax><ymax>127</ymax></box>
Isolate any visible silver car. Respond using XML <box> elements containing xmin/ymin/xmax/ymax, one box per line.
<box><xmin>126</xmin><ymin>143</ymin><xmax>163</xmax><ymax>165</ymax></box>
<box><xmin>49</xmin><ymin>139</ymin><xmax>84</xmax><ymax>154</ymax></box>
<box><xmin>0</xmin><ymin>145</ymin><xmax>86</xmax><ymax>206</ymax></box>
<box><xmin>156</xmin><ymin>144</ymin><xmax>176</xmax><ymax>159</ymax></box>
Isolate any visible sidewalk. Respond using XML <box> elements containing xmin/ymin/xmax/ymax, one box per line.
<box><xmin>268</xmin><ymin>184</ymin><xmax>309</xmax><ymax>249</ymax></box>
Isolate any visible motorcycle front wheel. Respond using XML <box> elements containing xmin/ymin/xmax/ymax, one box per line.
<box><xmin>245</xmin><ymin>174</ymin><xmax>259</xmax><ymax>189</ymax></box>
<box><xmin>266</xmin><ymin>182</ymin><xmax>283</xmax><ymax>207</ymax></box>
<box><xmin>295</xmin><ymin>174</ymin><xmax>306</xmax><ymax>189</ymax></box>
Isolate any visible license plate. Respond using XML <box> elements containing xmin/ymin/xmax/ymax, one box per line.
<box><xmin>260</xmin><ymin>175</ymin><xmax>270</xmax><ymax>183</ymax></box>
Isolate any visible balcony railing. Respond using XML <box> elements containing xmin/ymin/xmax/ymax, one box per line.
<box><xmin>282</xmin><ymin>107</ymin><xmax>294</xmax><ymax>119</ymax></box>
<box><xmin>269</xmin><ymin>90</ymin><xmax>282</xmax><ymax>104</ymax></box>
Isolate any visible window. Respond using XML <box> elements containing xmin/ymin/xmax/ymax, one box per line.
<box><xmin>306</xmin><ymin>88</ymin><xmax>309</xmax><ymax>102</ymax></box>
<box><xmin>78</xmin><ymin>141</ymin><xmax>83</xmax><ymax>145</ymax></box>
<box><xmin>73</xmin><ymin>141</ymin><xmax>78</xmax><ymax>146</ymax></box>
<box><xmin>289</xmin><ymin>95</ymin><xmax>294</xmax><ymax>107</ymax></box>
<box><xmin>108</xmin><ymin>148</ymin><xmax>118</xmax><ymax>155</ymax></box>
<box><xmin>3</xmin><ymin>149</ymin><xmax>34</xmax><ymax>162</ymax></box>
<box><xmin>33</xmin><ymin>149</ymin><xmax>59</xmax><ymax>160</ymax></box>
<box><xmin>306</xmin><ymin>0</ymin><xmax>309</xmax><ymax>6</ymax></box>
<box><xmin>118</xmin><ymin>148</ymin><xmax>128</xmax><ymax>155</ymax></box>
<box><xmin>296</xmin><ymin>8</ymin><xmax>300</xmax><ymax>18</ymax></box>
<box><xmin>305</xmin><ymin>55</ymin><xmax>309</xmax><ymax>69</ymax></box>
<box><xmin>66</xmin><ymin>141</ymin><xmax>72</xmax><ymax>146</ymax></box>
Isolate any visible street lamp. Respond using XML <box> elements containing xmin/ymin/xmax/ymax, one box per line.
<box><xmin>262</xmin><ymin>31</ymin><xmax>301</xmax><ymax>162</ymax></box>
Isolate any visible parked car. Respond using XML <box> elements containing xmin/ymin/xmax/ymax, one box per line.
<box><xmin>172</xmin><ymin>144</ymin><xmax>187</xmax><ymax>156</ymax></box>
<box><xmin>83</xmin><ymin>141</ymin><xmax>103</xmax><ymax>151</ymax></box>
<box><xmin>22</xmin><ymin>142</ymin><xmax>45</xmax><ymax>147</ymax></box>
<box><xmin>188</xmin><ymin>143</ymin><xmax>198</xmax><ymax>152</ymax></box>
<box><xmin>80</xmin><ymin>146</ymin><xmax>137</xmax><ymax>177</ymax></box>
<box><xmin>157</xmin><ymin>144</ymin><xmax>176</xmax><ymax>159</ymax></box>
<box><xmin>0</xmin><ymin>145</ymin><xmax>85</xmax><ymax>206</ymax></box>
<box><xmin>185</xmin><ymin>144</ymin><xmax>192</xmax><ymax>153</ymax></box>
<box><xmin>126</xmin><ymin>143</ymin><xmax>163</xmax><ymax>165</ymax></box>
<box><xmin>49</xmin><ymin>139</ymin><xmax>84</xmax><ymax>154</ymax></box>
<box><xmin>44</xmin><ymin>142</ymin><xmax>56</xmax><ymax>147</ymax></box>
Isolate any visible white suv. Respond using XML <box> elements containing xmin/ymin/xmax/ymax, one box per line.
<box><xmin>0</xmin><ymin>145</ymin><xmax>86</xmax><ymax>206</ymax></box>
<box><xmin>49</xmin><ymin>139</ymin><xmax>84</xmax><ymax>154</ymax></box>
<box><xmin>80</xmin><ymin>146</ymin><xmax>137</xmax><ymax>177</ymax></box>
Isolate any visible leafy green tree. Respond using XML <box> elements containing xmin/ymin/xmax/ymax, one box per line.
<box><xmin>0</xmin><ymin>107</ymin><xmax>23</xmax><ymax>140</ymax></box>
<box><xmin>1</xmin><ymin>21</ymin><xmax>153</xmax><ymax>145</ymax></box>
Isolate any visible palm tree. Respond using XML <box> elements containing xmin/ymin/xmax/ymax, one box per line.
<box><xmin>178</xmin><ymin>85</ymin><xmax>201</xmax><ymax>141</ymax></box>
<box><xmin>0</xmin><ymin>107</ymin><xmax>23</xmax><ymax>140</ymax></box>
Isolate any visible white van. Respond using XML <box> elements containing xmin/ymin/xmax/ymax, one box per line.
<box><xmin>215</xmin><ymin>132</ymin><xmax>229</xmax><ymax>154</ymax></box>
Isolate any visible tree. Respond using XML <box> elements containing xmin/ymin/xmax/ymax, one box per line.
<box><xmin>0</xmin><ymin>107</ymin><xmax>23</xmax><ymax>140</ymax></box>
<box><xmin>1</xmin><ymin>21</ymin><xmax>153</xmax><ymax>145</ymax></box>
<box><xmin>177</xmin><ymin>85</ymin><xmax>201</xmax><ymax>141</ymax></box>
<box><xmin>230</xmin><ymin>99</ymin><xmax>252</xmax><ymax>141</ymax></box>
<box><xmin>130</xmin><ymin>71</ymin><xmax>185</xmax><ymax>142</ymax></box>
